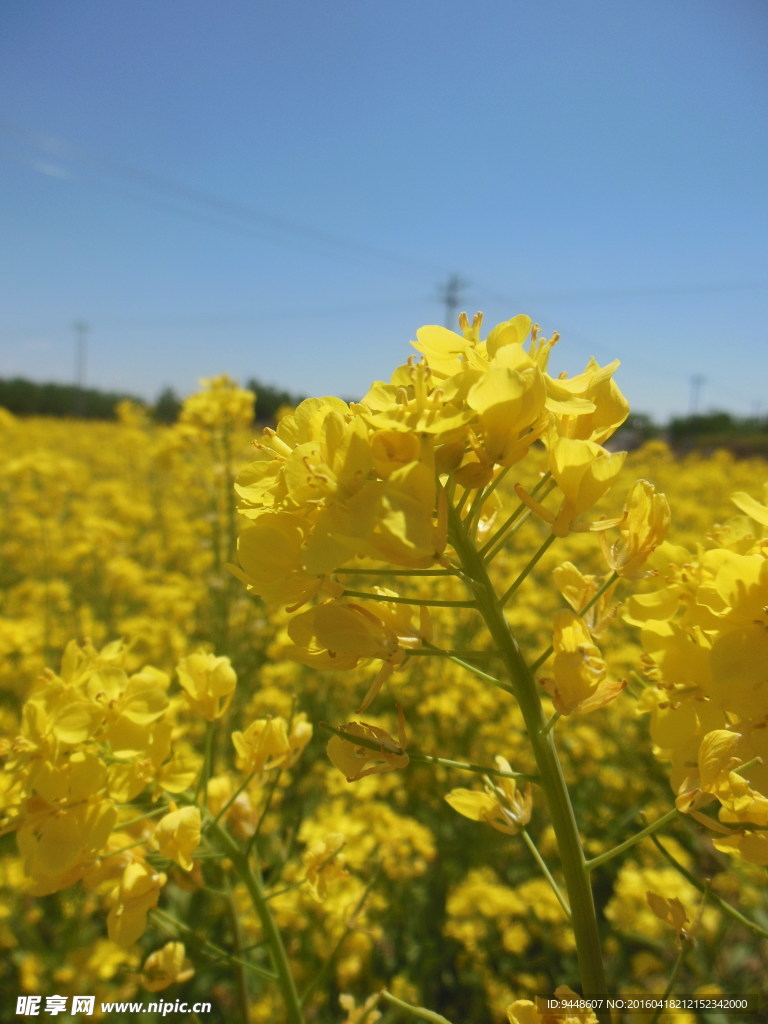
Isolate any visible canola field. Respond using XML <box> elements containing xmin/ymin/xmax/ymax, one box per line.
<box><xmin>1</xmin><ymin>316</ymin><xmax>767</xmax><ymax>1024</ymax></box>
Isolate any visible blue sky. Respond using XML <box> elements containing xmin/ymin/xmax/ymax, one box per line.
<box><xmin>1</xmin><ymin>0</ymin><xmax>766</xmax><ymax>422</ymax></box>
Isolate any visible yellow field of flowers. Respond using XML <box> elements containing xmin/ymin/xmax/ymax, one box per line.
<box><xmin>1</xmin><ymin>317</ymin><xmax>767</xmax><ymax>1024</ymax></box>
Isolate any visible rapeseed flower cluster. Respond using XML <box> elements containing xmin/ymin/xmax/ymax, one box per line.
<box><xmin>630</xmin><ymin>483</ymin><xmax>768</xmax><ymax>865</ymax></box>
<box><xmin>2</xmin><ymin>638</ymin><xmax>204</xmax><ymax>934</ymax></box>
<box><xmin>233</xmin><ymin>314</ymin><xmax>666</xmax><ymax>725</ymax></box>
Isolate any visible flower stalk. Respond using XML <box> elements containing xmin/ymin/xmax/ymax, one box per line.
<box><xmin>447</xmin><ymin>498</ymin><xmax>610</xmax><ymax>1016</ymax></box>
<box><xmin>207</xmin><ymin>819</ymin><xmax>305</xmax><ymax>1024</ymax></box>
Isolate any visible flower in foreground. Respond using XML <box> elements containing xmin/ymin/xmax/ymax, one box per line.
<box><xmin>601</xmin><ymin>479</ymin><xmax>671</xmax><ymax>578</ymax></box>
<box><xmin>540</xmin><ymin>611</ymin><xmax>626</xmax><ymax>715</ymax></box>
<box><xmin>326</xmin><ymin>709</ymin><xmax>409</xmax><ymax>782</ymax></box>
<box><xmin>151</xmin><ymin>805</ymin><xmax>201</xmax><ymax>871</ymax></box>
<box><xmin>446</xmin><ymin>756</ymin><xmax>532</xmax><ymax>835</ymax></box>
<box><xmin>176</xmin><ymin>651</ymin><xmax>237</xmax><ymax>720</ymax></box>
<box><xmin>231</xmin><ymin>713</ymin><xmax>312</xmax><ymax>773</ymax></box>
<box><xmin>107</xmin><ymin>862</ymin><xmax>167</xmax><ymax>947</ymax></box>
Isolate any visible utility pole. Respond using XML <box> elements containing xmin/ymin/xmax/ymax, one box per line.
<box><xmin>689</xmin><ymin>374</ymin><xmax>705</xmax><ymax>416</ymax></box>
<box><xmin>73</xmin><ymin>320</ymin><xmax>89</xmax><ymax>417</ymax></box>
<box><xmin>437</xmin><ymin>274</ymin><xmax>467</xmax><ymax>329</ymax></box>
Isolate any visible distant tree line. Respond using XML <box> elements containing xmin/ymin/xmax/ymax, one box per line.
<box><xmin>0</xmin><ymin>375</ymin><xmax>308</xmax><ymax>427</ymax></box>
<box><xmin>617</xmin><ymin>411</ymin><xmax>768</xmax><ymax>456</ymax></box>
<box><xmin>244</xmin><ymin>379</ymin><xmax>306</xmax><ymax>425</ymax></box>
<box><xmin>0</xmin><ymin>377</ymin><xmax>140</xmax><ymax>420</ymax></box>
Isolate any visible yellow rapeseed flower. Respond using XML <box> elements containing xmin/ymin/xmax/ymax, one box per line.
<box><xmin>601</xmin><ymin>479</ymin><xmax>671</xmax><ymax>578</ymax></box>
<box><xmin>107</xmin><ymin>861</ymin><xmax>167</xmax><ymax>947</ymax></box>
<box><xmin>231</xmin><ymin>713</ymin><xmax>312</xmax><ymax>773</ymax></box>
<box><xmin>151</xmin><ymin>805</ymin><xmax>201</xmax><ymax>871</ymax></box>
<box><xmin>540</xmin><ymin>611</ymin><xmax>626</xmax><ymax>715</ymax></box>
<box><xmin>303</xmin><ymin>833</ymin><xmax>348</xmax><ymax>901</ymax></box>
<box><xmin>326</xmin><ymin>712</ymin><xmax>409</xmax><ymax>782</ymax></box>
<box><xmin>141</xmin><ymin>941</ymin><xmax>194</xmax><ymax>992</ymax></box>
<box><xmin>176</xmin><ymin>651</ymin><xmax>237</xmax><ymax>720</ymax></box>
<box><xmin>446</xmin><ymin>757</ymin><xmax>532</xmax><ymax>836</ymax></box>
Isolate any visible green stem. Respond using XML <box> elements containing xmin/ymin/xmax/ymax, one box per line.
<box><xmin>471</xmin><ymin>465</ymin><xmax>510</xmax><ymax>522</ymax></box>
<box><xmin>519</xmin><ymin>826</ymin><xmax>571</xmax><ymax>919</ymax></box>
<box><xmin>500</xmin><ymin>532</ymin><xmax>556</xmax><ymax>607</ymax></box>
<box><xmin>195</xmin><ymin>720</ymin><xmax>217</xmax><ymax>806</ymax></box>
<box><xmin>250</xmin><ymin>766</ymin><xmax>284</xmax><ymax>849</ymax></box>
<box><xmin>481</xmin><ymin>474</ymin><xmax>554</xmax><ymax>561</ymax></box>
<box><xmin>483</xmin><ymin>775</ymin><xmax>570</xmax><ymax>915</ymax></box>
<box><xmin>300</xmin><ymin>867</ymin><xmax>379</xmax><ymax>1007</ymax></box>
<box><xmin>651</xmin><ymin>833</ymin><xmax>768</xmax><ymax>940</ymax></box>
<box><xmin>578</xmin><ymin>570</ymin><xmax>619</xmax><ymax>619</ymax></box>
<box><xmin>342</xmin><ymin>589</ymin><xmax>476</xmax><ymax>608</ymax></box>
<box><xmin>208</xmin><ymin>820</ymin><xmax>304</xmax><ymax>1024</ymax></box>
<box><xmin>151</xmin><ymin>907</ymin><xmax>276</xmax><ymax>980</ymax></box>
<box><xmin>379</xmin><ymin>990</ymin><xmax>456</xmax><ymax>1024</ymax></box>
<box><xmin>420</xmin><ymin>640</ymin><xmax>509</xmax><ymax>690</ymax></box>
<box><xmin>211</xmin><ymin>769</ymin><xmax>258</xmax><ymax>827</ymax></box>
<box><xmin>339</xmin><ymin>567</ymin><xmax>456</xmax><ymax>577</ymax></box>
<box><xmin>542</xmin><ymin>711</ymin><xmax>561</xmax><ymax>737</ymax></box>
<box><xmin>414</xmin><ymin>751</ymin><xmax>538</xmax><ymax>782</ymax></box>
<box><xmin>454</xmin><ymin>484</ymin><xmax>472</xmax><ymax>518</ymax></box>
<box><xmin>225</xmin><ymin>879</ymin><xmax>252</xmax><ymax>1024</ymax></box>
<box><xmin>465</xmin><ymin>467</ymin><xmax>512</xmax><ymax>535</ymax></box>
<box><xmin>404</xmin><ymin>647</ymin><xmax>500</xmax><ymax>659</ymax></box>
<box><xmin>319</xmin><ymin>722</ymin><xmax>538</xmax><ymax>781</ymax></box>
<box><xmin>117</xmin><ymin>805</ymin><xmax>172</xmax><ymax>829</ymax></box>
<box><xmin>648</xmin><ymin>930</ymin><xmax>691</xmax><ymax>1024</ymax></box>
<box><xmin>586</xmin><ymin>809</ymin><xmax>679</xmax><ymax>871</ymax></box>
<box><xmin>447</xmin><ymin>499</ymin><xmax>610</xmax><ymax>1015</ymax></box>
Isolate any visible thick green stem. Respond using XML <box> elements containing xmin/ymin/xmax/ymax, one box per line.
<box><xmin>447</xmin><ymin>501</ymin><xmax>610</xmax><ymax>1016</ymax></box>
<box><xmin>208</xmin><ymin>820</ymin><xmax>304</xmax><ymax>1024</ymax></box>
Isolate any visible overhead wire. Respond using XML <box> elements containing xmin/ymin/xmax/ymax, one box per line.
<box><xmin>2</xmin><ymin>121</ymin><xmax>765</xmax><ymax>415</ymax></box>
<box><xmin>0</xmin><ymin>120</ymin><xmax>448</xmax><ymax>277</ymax></box>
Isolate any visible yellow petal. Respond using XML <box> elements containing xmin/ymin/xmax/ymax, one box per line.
<box><xmin>445</xmin><ymin>788</ymin><xmax>499</xmax><ymax>823</ymax></box>
<box><xmin>731</xmin><ymin>490</ymin><xmax>768</xmax><ymax>527</ymax></box>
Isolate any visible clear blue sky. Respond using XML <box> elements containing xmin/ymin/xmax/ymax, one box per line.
<box><xmin>1</xmin><ymin>0</ymin><xmax>766</xmax><ymax>422</ymax></box>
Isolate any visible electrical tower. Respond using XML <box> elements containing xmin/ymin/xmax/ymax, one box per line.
<box><xmin>73</xmin><ymin>320</ymin><xmax>89</xmax><ymax>417</ymax></box>
<box><xmin>437</xmin><ymin>274</ymin><xmax>467</xmax><ymax>329</ymax></box>
<box><xmin>689</xmin><ymin>374</ymin><xmax>706</xmax><ymax>415</ymax></box>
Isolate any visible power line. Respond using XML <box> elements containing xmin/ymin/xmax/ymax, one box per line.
<box><xmin>0</xmin><ymin>121</ymin><xmax>447</xmax><ymax>277</ymax></box>
<box><xmin>5</xmin><ymin>122</ymin><xmax>767</xmax><ymax>315</ymax></box>
<box><xmin>9</xmin><ymin>123</ymin><xmax>765</xmax><ymax>306</ymax></box>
